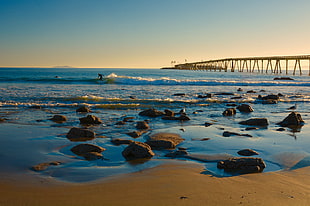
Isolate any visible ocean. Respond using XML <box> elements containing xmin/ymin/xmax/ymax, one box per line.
<box><xmin>0</xmin><ymin>67</ymin><xmax>310</xmax><ymax>182</ymax></box>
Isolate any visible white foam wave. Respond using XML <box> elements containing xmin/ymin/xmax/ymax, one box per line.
<box><xmin>104</xmin><ymin>73</ymin><xmax>310</xmax><ymax>87</ymax></box>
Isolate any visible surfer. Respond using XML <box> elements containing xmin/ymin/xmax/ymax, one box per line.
<box><xmin>98</xmin><ymin>73</ymin><xmax>104</xmax><ymax>80</ymax></box>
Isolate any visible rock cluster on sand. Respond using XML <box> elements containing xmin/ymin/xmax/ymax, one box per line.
<box><xmin>277</xmin><ymin>112</ymin><xmax>304</xmax><ymax>127</ymax></box>
<box><xmin>217</xmin><ymin>157</ymin><xmax>266</xmax><ymax>174</ymax></box>
<box><xmin>66</xmin><ymin>127</ymin><xmax>95</xmax><ymax>141</ymax></box>
<box><xmin>122</xmin><ymin>142</ymin><xmax>155</xmax><ymax>160</ymax></box>
<box><xmin>146</xmin><ymin>132</ymin><xmax>184</xmax><ymax>149</ymax></box>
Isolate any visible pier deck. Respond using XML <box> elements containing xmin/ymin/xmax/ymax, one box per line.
<box><xmin>174</xmin><ymin>55</ymin><xmax>310</xmax><ymax>75</ymax></box>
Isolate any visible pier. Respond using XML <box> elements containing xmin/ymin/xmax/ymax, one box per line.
<box><xmin>174</xmin><ymin>55</ymin><xmax>310</xmax><ymax>75</ymax></box>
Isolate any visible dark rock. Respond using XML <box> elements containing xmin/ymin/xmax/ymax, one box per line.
<box><xmin>237</xmin><ymin>149</ymin><xmax>259</xmax><ymax>156</ymax></box>
<box><xmin>111</xmin><ymin>138</ymin><xmax>134</xmax><ymax>145</ymax></box>
<box><xmin>146</xmin><ymin>132</ymin><xmax>184</xmax><ymax>150</ymax></box>
<box><xmin>76</xmin><ymin>106</ymin><xmax>91</xmax><ymax>113</ymax></box>
<box><xmin>200</xmin><ymin>138</ymin><xmax>211</xmax><ymax>141</ymax></box>
<box><xmin>237</xmin><ymin>88</ymin><xmax>243</xmax><ymax>92</ymax></box>
<box><xmin>162</xmin><ymin>116</ymin><xmax>178</xmax><ymax>120</ymax></box>
<box><xmin>215</xmin><ymin>92</ymin><xmax>234</xmax><ymax>95</ymax></box>
<box><xmin>231</xmin><ymin>96</ymin><xmax>243</xmax><ymax>99</ymax></box>
<box><xmin>276</xmin><ymin>127</ymin><xmax>286</xmax><ymax>131</ymax></box>
<box><xmin>139</xmin><ymin>109</ymin><xmax>164</xmax><ymax>117</ymax></box>
<box><xmin>79</xmin><ymin>115</ymin><xmax>102</xmax><ymax>125</ymax></box>
<box><xmin>173</xmin><ymin>93</ymin><xmax>186</xmax><ymax>96</ymax></box>
<box><xmin>70</xmin><ymin>143</ymin><xmax>105</xmax><ymax>156</ymax></box>
<box><xmin>237</xmin><ymin>104</ymin><xmax>254</xmax><ymax>113</ymax></box>
<box><xmin>66</xmin><ymin>127</ymin><xmax>95</xmax><ymax>141</ymax></box>
<box><xmin>277</xmin><ymin>112</ymin><xmax>305</xmax><ymax>127</ymax></box>
<box><xmin>82</xmin><ymin>152</ymin><xmax>103</xmax><ymax>160</ymax></box>
<box><xmin>177</xmin><ymin>114</ymin><xmax>191</xmax><ymax>121</ymax></box>
<box><xmin>223</xmin><ymin>131</ymin><xmax>253</xmax><ymax>138</ymax></box>
<box><xmin>262</xmin><ymin>99</ymin><xmax>278</xmax><ymax>104</ymax></box>
<box><xmin>226</xmin><ymin>103</ymin><xmax>237</xmax><ymax>107</ymax></box>
<box><xmin>123</xmin><ymin>117</ymin><xmax>135</xmax><ymax>122</ymax></box>
<box><xmin>162</xmin><ymin>114</ymin><xmax>190</xmax><ymax>121</ymax></box>
<box><xmin>165</xmin><ymin>150</ymin><xmax>188</xmax><ymax>158</ymax></box>
<box><xmin>217</xmin><ymin>157</ymin><xmax>266</xmax><ymax>174</ymax></box>
<box><xmin>126</xmin><ymin>130</ymin><xmax>144</xmax><ymax>138</ymax></box>
<box><xmin>31</xmin><ymin>161</ymin><xmax>61</xmax><ymax>171</ymax></box>
<box><xmin>136</xmin><ymin>121</ymin><xmax>150</xmax><ymax>130</ymax></box>
<box><xmin>239</xmin><ymin>118</ymin><xmax>269</xmax><ymax>126</ymax></box>
<box><xmin>245</xmin><ymin>127</ymin><xmax>258</xmax><ymax>131</ymax></box>
<box><xmin>29</xmin><ymin>105</ymin><xmax>42</xmax><ymax>109</ymax></box>
<box><xmin>197</xmin><ymin>93</ymin><xmax>212</xmax><ymax>98</ymax></box>
<box><xmin>246</xmin><ymin>90</ymin><xmax>256</xmax><ymax>93</ymax></box>
<box><xmin>261</xmin><ymin>94</ymin><xmax>280</xmax><ymax>101</ymax></box>
<box><xmin>50</xmin><ymin>115</ymin><xmax>67</xmax><ymax>123</ymax></box>
<box><xmin>274</xmin><ymin>77</ymin><xmax>294</xmax><ymax>80</ymax></box>
<box><xmin>122</xmin><ymin>142</ymin><xmax>155</xmax><ymax>160</ymax></box>
<box><xmin>115</xmin><ymin>121</ymin><xmax>126</xmax><ymax>125</ymax></box>
<box><xmin>222</xmin><ymin>108</ymin><xmax>236</xmax><ymax>116</ymax></box>
<box><xmin>164</xmin><ymin>109</ymin><xmax>175</xmax><ymax>117</ymax></box>
<box><xmin>205</xmin><ymin>122</ymin><xmax>213</xmax><ymax>127</ymax></box>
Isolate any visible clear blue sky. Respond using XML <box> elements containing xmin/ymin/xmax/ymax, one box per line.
<box><xmin>1</xmin><ymin>0</ymin><xmax>310</xmax><ymax>68</ymax></box>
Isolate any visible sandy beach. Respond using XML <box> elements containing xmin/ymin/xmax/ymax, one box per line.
<box><xmin>1</xmin><ymin>162</ymin><xmax>310</xmax><ymax>206</ymax></box>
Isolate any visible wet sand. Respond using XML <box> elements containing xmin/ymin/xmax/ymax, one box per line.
<box><xmin>1</xmin><ymin>162</ymin><xmax>310</xmax><ymax>206</ymax></box>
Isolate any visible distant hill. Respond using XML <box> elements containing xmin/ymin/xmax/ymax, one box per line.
<box><xmin>53</xmin><ymin>66</ymin><xmax>74</xmax><ymax>68</ymax></box>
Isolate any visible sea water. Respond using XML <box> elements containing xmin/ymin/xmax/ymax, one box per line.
<box><xmin>0</xmin><ymin>67</ymin><xmax>310</xmax><ymax>182</ymax></box>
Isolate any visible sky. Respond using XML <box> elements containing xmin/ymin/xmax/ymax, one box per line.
<box><xmin>1</xmin><ymin>0</ymin><xmax>310</xmax><ymax>68</ymax></box>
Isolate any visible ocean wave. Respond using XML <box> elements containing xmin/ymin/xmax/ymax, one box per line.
<box><xmin>103</xmin><ymin>73</ymin><xmax>310</xmax><ymax>87</ymax></box>
<box><xmin>2</xmin><ymin>72</ymin><xmax>310</xmax><ymax>87</ymax></box>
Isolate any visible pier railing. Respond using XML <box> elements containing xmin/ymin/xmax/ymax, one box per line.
<box><xmin>174</xmin><ymin>55</ymin><xmax>310</xmax><ymax>75</ymax></box>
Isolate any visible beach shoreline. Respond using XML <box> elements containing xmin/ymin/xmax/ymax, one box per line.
<box><xmin>1</xmin><ymin>162</ymin><xmax>310</xmax><ymax>206</ymax></box>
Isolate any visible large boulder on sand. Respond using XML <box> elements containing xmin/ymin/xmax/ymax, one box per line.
<box><xmin>139</xmin><ymin>109</ymin><xmax>164</xmax><ymax>117</ymax></box>
<box><xmin>239</xmin><ymin>118</ymin><xmax>269</xmax><ymax>126</ymax></box>
<box><xmin>66</xmin><ymin>127</ymin><xmax>95</xmax><ymax>141</ymax></box>
<box><xmin>217</xmin><ymin>157</ymin><xmax>266</xmax><ymax>174</ymax></box>
<box><xmin>146</xmin><ymin>132</ymin><xmax>184</xmax><ymax>149</ymax></box>
<box><xmin>122</xmin><ymin>142</ymin><xmax>155</xmax><ymax>161</ymax></box>
<box><xmin>237</xmin><ymin>104</ymin><xmax>254</xmax><ymax>113</ymax></box>
<box><xmin>71</xmin><ymin>143</ymin><xmax>106</xmax><ymax>161</ymax></box>
<box><xmin>79</xmin><ymin>115</ymin><xmax>102</xmax><ymax>125</ymax></box>
<box><xmin>70</xmin><ymin>143</ymin><xmax>105</xmax><ymax>156</ymax></box>
<box><xmin>277</xmin><ymin>112</ymin><xmax>305</xmax><ymax>127</ymax></box>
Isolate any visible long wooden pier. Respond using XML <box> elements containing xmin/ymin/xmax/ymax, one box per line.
<box><xmin>174</xmin><ymin>55</ymin><xmax>310</xmax><ymax>75</ymax></box>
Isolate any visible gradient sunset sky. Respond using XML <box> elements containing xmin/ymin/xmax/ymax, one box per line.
<box><xmin>1</xmin><ymin>0</ymin><xmax>310</xmax><ymax>68</ymax></box>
